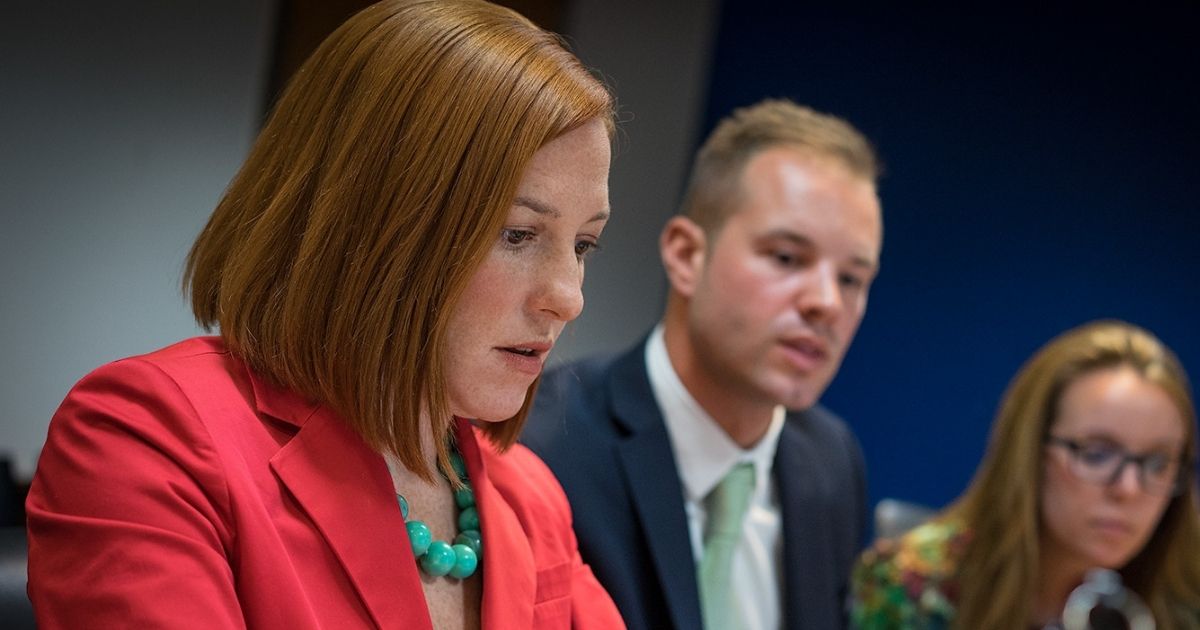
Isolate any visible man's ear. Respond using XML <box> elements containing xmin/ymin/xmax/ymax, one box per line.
<box><xmin>660</xmin><ymin>216</ymin><xmax>707</xmax><ymax>298</ymax></box>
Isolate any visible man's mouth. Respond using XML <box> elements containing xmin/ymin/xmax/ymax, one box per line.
<box><xmin>780</xmin><ymin>336</ymin><xmax>829</xmax><ymax>361</ymax></box>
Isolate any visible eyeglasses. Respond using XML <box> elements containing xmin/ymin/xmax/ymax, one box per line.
<box><xmin>1046</xmin><ymin>435</ymin><xmax>1185</xmax><ymax>497</ymax></box>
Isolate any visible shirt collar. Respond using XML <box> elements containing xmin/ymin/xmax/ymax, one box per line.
<box><xmin>645</xmin><ymin>324</ymin><xmax>786</xmax><ymax>504</ymax></box>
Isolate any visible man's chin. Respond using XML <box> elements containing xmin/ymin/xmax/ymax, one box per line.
<box><xmin>771</xmin><ymin>378</ymin><xmax>827</xmax><ymax>411</ymax></box>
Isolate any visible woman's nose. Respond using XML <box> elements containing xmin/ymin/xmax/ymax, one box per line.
<box><xmin>1106</xmin><ymin>459</ymin><xmax>1144</xmax><ymax>496</ymax></box>
<box><xmin>533</xmin><ymin>248</ymin><xmax>584</xmax><ymax>322</ymax></box>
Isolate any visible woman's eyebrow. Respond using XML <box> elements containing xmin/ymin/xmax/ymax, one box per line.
<box><xmin>514</xmin><ymin>195</ymin><xmax>610</xmax><ymax>223</ymax></box>
<box><xmin>514</xmin><ymin>196</ymin><xmax>560</xmax><ymax>218</ymax></box>
<box><xmin>1075</xmin><ymin>431</ymin><xmax>1181</xmax><ymax>452</ymax></box>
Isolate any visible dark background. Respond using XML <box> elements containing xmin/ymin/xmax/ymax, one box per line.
<box><xmin>4</xmin><ymin>1</ymin><xmax>1197</xmax><ymax>526</ymax></box>
<box><xmin>701</xmin><ymin>4</ymin><xmax>1200</xmax><ymax>510</ymax></box>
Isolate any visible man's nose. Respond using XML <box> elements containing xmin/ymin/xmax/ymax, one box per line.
<box><xmin>796</xmin><ymin>261</ymin><xmax>843</xmax><ymax>322</ymax></box>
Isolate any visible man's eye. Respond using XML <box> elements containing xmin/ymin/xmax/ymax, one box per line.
<box><xmin>771</xmin><ymin>251</ymin><xmax>797</xmax><ymax>266</ymax></box>
<box><xmin>839</xmin><ymin>273</ymin><xmax>866</xmax><ymax>289</ymax></box>
<box><xmin>501</xmin><ymin>229</ymin><xmax>534</xmax><ymax>246</ymax></box>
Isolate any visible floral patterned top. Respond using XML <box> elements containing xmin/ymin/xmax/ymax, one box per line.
<box><xmin>850</xmin><ymin>518</ymin><xmax>970</xmax><ymax>630</ymax></box>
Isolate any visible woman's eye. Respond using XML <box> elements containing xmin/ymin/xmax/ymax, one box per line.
<box><xmin>575</xmin><ymin>240</ymin><xmax>600</xmax><ymax>260</ymax></box>
<box><xmin>1142</xmin><ymin>453</ymin><xmax>1173</xmax><ymax>477</ymax></box>
<box><xmin>1078</xmin><ymin>445</ymin><xmax>1118</xmax><ymax>467</ymax></box>
<box><xmin>501</xmin><ymin>229</ymin><xmax>534</xmax><ymax>247</ymax></box>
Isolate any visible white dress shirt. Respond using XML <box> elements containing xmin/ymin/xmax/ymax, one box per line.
<box><xmin>645</xmin><ymin>325</ymin><xmax>786</xmax><ymax>630</ymax></box>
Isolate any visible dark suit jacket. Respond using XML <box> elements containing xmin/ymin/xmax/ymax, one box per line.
<box><xmin>28</xmin><ymin>337</ymin><xmax>622</xmax><ymax>629</ymax></box>
<box><xmin>522</xmin><ymin>338</ymin><xmax>868</xmax><ymax>630</ymax></box>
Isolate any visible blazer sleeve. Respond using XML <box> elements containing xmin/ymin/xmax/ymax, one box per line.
<box><xmin>485</xmin><ymin>440</ymin><xmax>626</xmax><ymax>629</ymax></box>
<box><xmin>527</xmin><ymin>450</ymin><xmax>626</xmax><ymax>629</ymax></box>
<box><xmin>569</xmin><ymin>554</ymin><xmax>625</xmax><ymax>629</ymax></box>
<box><xmin>26</xmin><ymin>358</ymin><xmax>246</xmax><ymax>629</ymax></box>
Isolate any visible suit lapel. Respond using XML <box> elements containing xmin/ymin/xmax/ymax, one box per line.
<box><xmin>255</xmin><ymin>375</ymin><xmax>430</xmax><ymax>629</ymax></box>
<box><xmin>775</xmin><ymin>414</ymin><xmax>838</xmax><ymax>630</ymax></box>
<box><xmin>608</xmin><ymin>345</ymin><xmax>703</xmax><ymax>630</ymax></box>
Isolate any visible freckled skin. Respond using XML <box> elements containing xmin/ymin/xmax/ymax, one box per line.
<box><xmin>444</xmin><ymin>119</ymin><xmax>611</xmax><ymax>423</ymax></box>
<box><xmin>410</xmin><ymin>119</ymin><xmax>611</xmax><ymax>630</ymax></box>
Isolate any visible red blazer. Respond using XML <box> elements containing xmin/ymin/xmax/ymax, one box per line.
<box><xmin>27</xmin><ymin>337</ymin><xmax>623</xmax><ymax>629</ymax></box>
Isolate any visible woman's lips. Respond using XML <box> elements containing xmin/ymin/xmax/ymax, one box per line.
<box><xmin>1090</xmin><ymin>517</ymin><xmax>1134</xmax><ymax>538</ymax></box>
<box><xmin>496</xmin><ymin>345</ymin><xmax>548</xmax><ymax>376</ymax></box>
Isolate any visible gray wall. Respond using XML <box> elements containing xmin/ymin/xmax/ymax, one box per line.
<box><xmin>0</xmin><ymin>2</ymin><xmax>275</xmax><ymax>477</ymax></box>
<box><xmin>0</xmin><ymin>1</ymin><xmax>718</xmax><ymax>479</ymax></box>
<box><xmin>556</xmin><ymin>0</ymin><xmax>720</xmax><ymax>362</ymax></box>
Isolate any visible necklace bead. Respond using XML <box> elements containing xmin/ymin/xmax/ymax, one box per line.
<box><xmin>405</xmin><ymin>520</ymin><xmax>431</xmax><ymax>556</ymax></box>
<box><xmin>455</xmin><ymin>529</ymin><xmax>482</xmax><ymax>556</ymax></box>
<box><xmin>458</xmin><ymin>506</ymin><xmax>480</xmax><ymax>532</ymax></box>
<box><xmin>448</xmin><ymin>543</ymin><xmax>478</xmax><ymax>579</ymax></box>
<box><xmin>420</xmin><ymin>540</ymin><xmax>456</xmax><ymax>576</ymax></box>
<box><xmin>396</xmin><ymin>447</ymin><xmax>481</xmax><ymax>579</ymax></box>
<box><xmin>454</xmin><ymin>487</ymin><xmax>474</xmax><ymax>509</ymax></box>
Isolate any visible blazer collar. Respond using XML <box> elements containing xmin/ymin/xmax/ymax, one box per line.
<box><xmin>611</xmin><ymin>340</ymin><xmax>844</xmax><ymax>629</ymax></box>
<box><xmin>775</xmin><ymin>413</ymin><xmax>838</xmax><ymax>630</ymax></box>
<box><xmin>253</xmin><ymin>367</ymin><xmax>542</xmax><ymax>630</ymax></box>
<box><xmin>607</xmin><ymin>339</ymin><xmax>704</xmax><ymax>630</ymax></box>
<box><xmin>253</xmin><ymin>371</ymin><xmax>434</xmax><ymax>629</ymax></box>
<box><xmin>607</xmin><ymin>339</ymin><xmax>662</xmax><ymax>435</ymax></box>
<box><xmin>247</xmin><ymin>368</ymin><xmax>321</xmax><ymax>429</ymax></box>
<box><xmin>457</xmin><ymin>421</ymin><xmax>538</xmax><ymax>630</ymax></box>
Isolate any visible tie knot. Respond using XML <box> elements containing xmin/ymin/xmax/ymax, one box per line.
<box><xmin>705</xmin><ymin>462</ymin><xmax>755</xmax><ymax>541</ymax></box>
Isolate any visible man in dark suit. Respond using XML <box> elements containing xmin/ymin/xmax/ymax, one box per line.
<box><xmin>523</xmin><ymin>99</ymin><xmax>882</xmax><ymax>630</ymax></box>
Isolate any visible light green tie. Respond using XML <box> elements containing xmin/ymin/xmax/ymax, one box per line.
<box><xmin>698</xmin><ymin>462</ymin><xmax>755</xmax><ymax>630</ymax></box>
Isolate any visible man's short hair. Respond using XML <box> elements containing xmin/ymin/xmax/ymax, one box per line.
<box><xmin>681</xmin><ymin>99</ymin><xmax>879</xmax><ymax>233</ymax></box>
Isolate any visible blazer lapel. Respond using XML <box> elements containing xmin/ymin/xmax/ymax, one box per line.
<box><xmin>775</xmin><ymin>415</ymin><xmax>838</xmax><ymax>630</ymax></box>
<box><xmin>457</xmin><ymin>421</ymin><xmax>537</xmax><ymax>630</ymax></box>
<box><xmin>256</xmin><ymin>375</ymin><xmax>430</xmax><ymax>629</ymax></box>
<box><xmin>608</xmin><ymin>345</ymin><xmax>703</xmax><ymax>630</ymax></box>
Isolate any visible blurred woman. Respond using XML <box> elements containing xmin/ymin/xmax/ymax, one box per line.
<box><xmin>26</xmin><ymin>1</ymin><xmax>623</xmax><ymax>628</ymax></box>
<box><xmin>852</xmin><ymin>320</ymin><xmax>1200</xmax><ymax>629</ymax></box>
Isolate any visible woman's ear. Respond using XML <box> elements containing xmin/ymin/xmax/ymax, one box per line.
<box><xmin>659</xmin><ymin>216</ymin><xmax>707</xmax><ymax>299</ymax></box>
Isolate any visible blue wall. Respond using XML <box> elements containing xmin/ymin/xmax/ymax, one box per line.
<box><xmin>700</xmin><ymin>6</ymin><xmax>1200</xmax><ymax>511</ymax></box>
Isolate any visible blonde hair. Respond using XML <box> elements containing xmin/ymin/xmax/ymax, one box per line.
<box><xmin>680</xmin><ymin>98</ymin><xmax>878</xmax><ymax>233</ymax></box>
<box><xmin>947</xmin><ymin>320</ymin><xmax>1200</xmax><ymax>629</ymax></box>
<box><xmin>184</xmin><ymin>0</ymin><xmax>613</xmax><ymax>482</ymax></box>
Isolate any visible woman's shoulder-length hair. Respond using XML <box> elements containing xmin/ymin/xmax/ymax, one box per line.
<box><xmin>948</xmin><ymin>320</ymin><xmax>1200</xmax><ymax>629</ymax></box>
<box><xmin>184</xmin><ymin>0</ymin><xmax>614</xmax><ymax>480</ymax></box>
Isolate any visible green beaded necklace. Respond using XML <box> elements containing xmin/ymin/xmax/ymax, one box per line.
<box><xmin>396</xmin><ymin>450</ymin><xmax>482</xmax><ymax>579</ymax></box>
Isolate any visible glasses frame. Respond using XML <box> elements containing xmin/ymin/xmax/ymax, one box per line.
<box><xmin>1045</xmin><ymin>435</ymin><xmax>1186</xmax><ymax>498</ymax></box>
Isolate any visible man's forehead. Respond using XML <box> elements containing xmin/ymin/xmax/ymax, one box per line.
<box><xmin>741</xmin><ymin>143</ymin><xmax>874</xmax><ymax>185</ymax></box>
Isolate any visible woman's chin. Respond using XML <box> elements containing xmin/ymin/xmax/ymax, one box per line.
<box><xmin>471</xmin><ymin>414</ymin><xmax>514</xmax><ymax>424</ymax></box>
<box><xmin>450</xmin><ymin>397</ymin><xmax>527</xmax><ymax>423</ymax></box>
